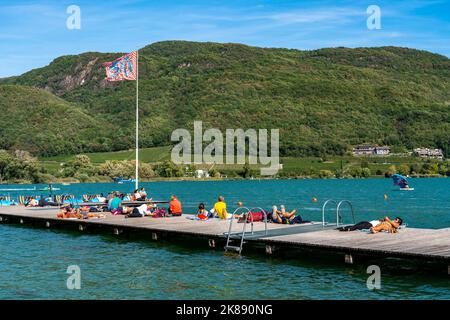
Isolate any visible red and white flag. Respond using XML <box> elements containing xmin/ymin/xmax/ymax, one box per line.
<box><xmin>103</xmin><ymin>51</ymin><xmax>137</xmax><ymax>81</ymax></box>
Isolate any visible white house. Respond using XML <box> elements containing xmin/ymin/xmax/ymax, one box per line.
<box><xmin>195</xmin><ymin>169</ymin><xmax>210</xmax><ymax>178</ymax></box>
<box><xmin>373</xmin><ymin>146</ymin><xmax>390</xmax><ymax>156</ymax></box>
<box><xmin>414</xmin><ymin>148</ymin><xmax>444</xmax><ymax>159</ymax></box>
<box><xmin>352</xmin><ymin>144</ymin><xmax>390</xmax><ymax>156</ymax></box>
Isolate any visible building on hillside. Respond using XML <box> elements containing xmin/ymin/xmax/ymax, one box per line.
<box><xmin>352</xmin><ymin>144</ymin><xmax>374</xmax><ymax>156</ymax></box>
<box><xmin>373</xmin><ymin>146</ymin><xmax>391</xmax><ymax>155</ymax></box>
<box><xmin>413</xmin><ymin>148</ymin><xmax>444</xmax><ymax>159</ymax></box>
<box><xmin>352</xmin><ymin>144</ymin><xmax>390</xmax><ymax>156</ymax></box>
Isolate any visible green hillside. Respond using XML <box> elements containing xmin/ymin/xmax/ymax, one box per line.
<box><xmin>0</xmin><ymin>85</ymin><xmax>113</xmax><ymax>156</ymax></box>
<box><xmin>2</xmin><ymin>41</ymin><xmax>449</xmax><ymax>157</ymax></box>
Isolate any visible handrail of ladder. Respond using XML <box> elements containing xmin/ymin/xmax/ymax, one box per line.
<box><xmin>249</xmin><ymin>207</ymin><xmax>268</xmax><ymax>236</ymax></box>
<box><xmin>225</xmin><ymin>207</ymin><xmax>251</xmax><ymax>249</ymax></box>
<box><xmin>238</xmin><ymin>210</ymin><xmax>254</xmax><ymax>253</ymax></box>
<box><xmin>322</xmin><ymin>199</ymin><xmax>338</xmax><ymax>226</ymax></box>
<box><xmin>336</xmin><ymin>200</ymin><xmax>355</xmax><ymax>227</ymax></box>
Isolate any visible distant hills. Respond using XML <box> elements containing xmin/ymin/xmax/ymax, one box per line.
<box><xmin>1</xmin><ymin>41</ymin><xmax>449</xmax><ymax>157</ymax></box>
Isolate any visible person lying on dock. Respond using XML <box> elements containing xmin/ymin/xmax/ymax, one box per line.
<box><xmin>271</xmin><ymin>205</ymin><xmax>308</xmax><ymax>224</ymax></box>
<box><xmin>168</xmin><ymin>195</ymin><xmax>182</xmax><ymax>216</ymax></box>
<box><xmin>38</xmin><ymin>195</ymin><xmax>59</xmax><ymax>207</ymax></box>
<box><xmin>57</xmin><ymin>205</ymin><xmax>105</xmax><ymax>219</ymax></box>
<box><xmin>370</xmin><ymin>217</ymin><xmax>403</xmax><ymax>234</ymax></box>
<box><xmin>337</xmin><ymin>220</ymin><xmax>382</xmax><ymax>231</ymax></box>
<box><xmin>139</xmin><ymin>187</ymin><xmax>147</xmax><ymax>201</ymax></box>
<box><xmin>57</xmin><ymin>205</ymin><xmax>81</xmax><ymax>219</ymax></box>
<box><xmin>126</xmin><ymin>203</ymin><xmax>152</xmax><ymax>218</ymax></box>
<box><xmin>26</xmin><ymin>198</ymin><xmax>39</xmax><ymax>207</ymax></box>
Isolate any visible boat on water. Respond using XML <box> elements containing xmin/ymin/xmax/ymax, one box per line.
<box><xmin>39</xmin><ymin>187</ymin><xmax>61</xmax><ymax>191</ymax></box>
<box><xmin>114</xmin><ymin>177</ymin><xmax>136</xmax><ymax>184</ymax></box>
<box><xmin>0</xmin><ymin>186</ymin><xmax>37</xmax><ymax>192</ymax></box>
<box><xmin>38</xmin><ymin>184</ymin><xmax>61</xmax><ymax>192</ymax></box>
<box><xmin>392</xmin><ymin>174</ymin><xmax>414</xmax><ymax>191</ymax></box>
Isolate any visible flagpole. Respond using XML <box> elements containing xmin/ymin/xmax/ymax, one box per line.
<box><xmin>135</xmin><ymin>50</ymin><xmax>139</xmax><ymax>190</ymax></box>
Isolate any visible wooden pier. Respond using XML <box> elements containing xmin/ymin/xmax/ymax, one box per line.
<box><xmin>1</xmin><ymin>206</ymin><xmax>449</xmax><ymax>273</ymax></box>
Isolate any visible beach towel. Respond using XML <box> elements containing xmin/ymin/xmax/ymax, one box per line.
<box><xmin>359</xmin><ymin>223</ymin><xmax>407</xmax><ymax>233</ymax></box>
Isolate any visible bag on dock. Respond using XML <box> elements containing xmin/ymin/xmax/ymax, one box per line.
<box><xmin>152</xmin><ymin>208</ymin><xmax>167</xmax><ymax>218</ymax></box>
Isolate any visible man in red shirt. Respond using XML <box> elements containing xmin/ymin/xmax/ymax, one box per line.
<box><xmin>169</xmin><ymin>195</ymin><xmax>182</xmax><ymax>216</ymax></box>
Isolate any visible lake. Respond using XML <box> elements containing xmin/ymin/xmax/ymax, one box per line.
<box><xmin>0</xmin><ymin>178</ymin><xmax>449</xmax><ymax>299</ymax></box>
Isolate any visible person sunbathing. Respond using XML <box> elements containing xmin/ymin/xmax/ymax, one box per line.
<box><xmin>57</xmin><ymin>206</ymin><xmax>83</xmax><ymax>219</ymax></box>
<box><xmin>279</xmin><ymin>205</ymin><xmax>296</xmax><ymax>219</ymax></box>
<box><xmin>271</xmin><ymin>205</ymin><xmax>304</xmax><ymax>224</ymax></box>
<box><xmin>26</xmin><ymin>198</ymin><xmax>39</xmax><ymax>207</ymax></box>
<box><xmin>126</xmin><ymin>203</ymin><xmax>152</xmax><ymax>218</ymax></box>
<box><xmin>370</xmin><ymin>217</ymin><xmax>403</xmax><ymax>234</ymax></box>
<box><xmin>57</xmin><ymin>206</ymin><xmax>105</xmax><ymax>219</ymax></box>
<box><xmin>337</xmin><ymin>220</ymin><xmax>382</xmax><ymax>231</ymax></box>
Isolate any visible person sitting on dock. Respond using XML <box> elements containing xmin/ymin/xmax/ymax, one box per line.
<box><xmin>168</xmin><ymin>195</ymin><xmax>182</xmax><ymax>216</ymax></box>
<box><xmin>139</xmin><ymin>187</ymin><xmax>147</xmax><ymax>201</ymax></box>
<box><xmin>108</xmin><ymin>192</ymin><xmax>122</xmax><ymax>212</ymax></box>
<box><xmin>213</xmin><ymin>196</ymin><xmax>228</xmax><ymax>219</ymax></box>
<box><xmin>97</xmin><ymin>193</ymin><xmax>106</xmax><ymax>203</ymax></box>
<box><xmin>132</xmin><ymin>189</ymin><xmax>142</xmax><ymax>201</ymax></box>
<box><xmin>370</xmin><ymin>217</ymin><xmax>403</xmax><ymax>234</ymax></box>
<box><xmin>197</xmin><ymin>203</ymin><xmax>210</xmax><ymax>220</ymax></box>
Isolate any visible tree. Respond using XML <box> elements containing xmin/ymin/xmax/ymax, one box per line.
<box><xmin>361</xmin><ymin>167</ymin><xmax>371</xmax><ymax>178</ymax></box>
<box><xmin>0</xmin><ymin>150</ymin><xmax>13</xmax><ymax>183</ymax></box>
<box><xmin>154</xmin><ymin>161</ymin><xmax>185</xmax><ymax>177</ymax></box>
<box><xmin>385</xmin><ymin>165</ymin><xmax>397</xmax><ymax>177</ymax></box>
<box><xmin>398</xmin><ymin>164</ymin><xmax>410</xmax><ymax>176</ymax></box>
<box><xmin>241</xmin><ymin>161</ymin><xmax>252</xmax><ymax>178</ymax></box>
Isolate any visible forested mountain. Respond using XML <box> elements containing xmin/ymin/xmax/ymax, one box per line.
<box><xmin>1</xmin><ymin>41</ymin><xmax>449</xmax><ymax>157</ymax></box>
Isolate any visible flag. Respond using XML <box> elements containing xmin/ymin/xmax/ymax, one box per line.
<box><xmin>103</xmin><ymin>51</ymin><xmax>137</xmax><ymax>81</ymax></box>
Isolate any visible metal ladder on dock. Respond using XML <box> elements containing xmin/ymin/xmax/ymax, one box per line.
<box><xmin>224</xmin><ymin>207</ymin><xmax>268</xmax><ymax>254</ymax></box>
<box><xmin>322</xmin><ymin>199</ymin><xmax>355</xmax><ymax>227</ymax></box>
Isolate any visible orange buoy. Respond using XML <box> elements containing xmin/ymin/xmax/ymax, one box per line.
<box><xmin>237</xmin><ymin>201</ymin><xmax>243</xmax><ymax>207</ymax></box>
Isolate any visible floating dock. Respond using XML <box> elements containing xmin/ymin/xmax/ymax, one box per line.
<box><xmin>1</xmin><ymin>207</ymin><xmax>449</xmax><ymax>273</ymax></box>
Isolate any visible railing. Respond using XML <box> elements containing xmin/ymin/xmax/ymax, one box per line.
<box><xmin>322</xmin><ymin>199</ymin><xmax>338</xmax><ymax>226</ymax></box>
<box><xmin>225</xmin><ymin>207</ymin><xmax>251</xmax><ymax>254</ymax></box>
<box><xmin>322</xmin><ymin>199</ymin><xmax>355</xmax><ymax>227</ymax></box>
<box><xmin>249</xmin><ymin>207</ymin><xmax>268</xmax><ymax>236</ymax></box>
<box><xmin>336</xmin><ymin>200</ymin><xmax>355</xmax><ymax>227</ymax></box>
<box><xmin>224</xmin><ymin>207</ymin><xmax>268</xmax><ymax>254</ymax></box>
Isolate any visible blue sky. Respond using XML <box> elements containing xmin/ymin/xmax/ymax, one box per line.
<box><xmin>0</xmin><ymin>0</ymin><xmax>449</xmax><ymax>77</ymax></box>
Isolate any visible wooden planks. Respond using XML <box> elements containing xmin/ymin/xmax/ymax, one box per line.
<box><xmin>1</xmin><ymin>206</ymin><xmax>449</xmax><ymax>262</ymax></box>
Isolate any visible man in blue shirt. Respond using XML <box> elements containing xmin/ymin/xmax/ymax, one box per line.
<box><xmin>108</xmin><ymin>191</ymin><xmax>122</xmax><ymax>211</ymax></box>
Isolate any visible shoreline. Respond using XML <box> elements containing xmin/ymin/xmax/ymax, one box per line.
<box><xmin>0</xmin><ymin>174</ymin><xmax>447</xmax><ymax>186</ymax></box>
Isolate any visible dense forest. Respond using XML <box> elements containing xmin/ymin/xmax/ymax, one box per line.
<box><xmin>1</xmin><ymin>41</ymin><xmax>449</xmax><ymax>157</ymax></box>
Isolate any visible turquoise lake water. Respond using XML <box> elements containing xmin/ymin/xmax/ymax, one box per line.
<box><xmin>0</xmin><ymin>178</ymin><xmax>449</xmax><ymax>299</ymax></box>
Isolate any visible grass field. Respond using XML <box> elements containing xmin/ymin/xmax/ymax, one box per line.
<box><xmin>282</xmin><ymin>156</ymin><xmax>422</xmax><ymax>174</ymax></box>
<box><xmin>41</xmin><ymin>146</ymin><xmax>172</xmax><ymax>163</ymax></box>
<box><xmin>39</xmin><ymin>146</ymin><xmax>436</xmax><ymax>177</ymax></box>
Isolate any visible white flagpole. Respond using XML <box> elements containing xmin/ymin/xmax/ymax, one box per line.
<box><xmin>135</xmin><ymin>50</ymin><xmax>139</xmax><ymax>190</ymax></box>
